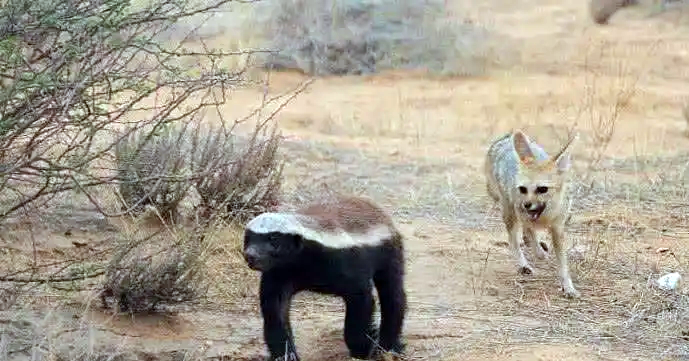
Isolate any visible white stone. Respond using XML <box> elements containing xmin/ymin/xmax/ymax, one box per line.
<box><xmin>656</xmin><ymin>272</ymin><xmax>682</xmax><ymax>291</ymax></box>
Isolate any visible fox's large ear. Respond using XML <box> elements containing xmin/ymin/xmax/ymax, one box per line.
<box><xmin>552</xmin><ymin>132</ymin><xmax>579</xmax><ymax>172</ymax></box>
<box><xmin>512</xmin><ymin>130</ymin><xmax>535</xmax><ymax>164</ymax></box>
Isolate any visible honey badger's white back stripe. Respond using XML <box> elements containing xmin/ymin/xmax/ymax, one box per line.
<box><xmin>246</xmin><ymin>212</ymin><xmax>392</xmax><ymax>249</ymax></box>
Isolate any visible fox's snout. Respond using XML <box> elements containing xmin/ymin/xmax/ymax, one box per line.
<box><xmin>522</xmin><ymin>201</ymin><xmax>546</xmax><ymax>220</ymax></box>
<box><xmin>523</xmin><ymin>201</ymin><xmax>541</xmax><ymax>211</ymax></box>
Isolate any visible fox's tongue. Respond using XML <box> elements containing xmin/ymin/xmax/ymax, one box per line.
<box><xmin>527</xmin><ymin>211</ymin><xmax>541</xmax><ymax>220</ymax></box>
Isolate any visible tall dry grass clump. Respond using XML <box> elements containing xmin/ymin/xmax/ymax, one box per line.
<box><xmin>100</xmin><ymin>227</ymin><xmax>208</xmax><ymax>314</ymax></box>
<box><xmin>114</xmin><ymin>120</ymin><xmax>284</xmax><ymax>225</ymax></box>
<box><xmin>115</xmin><ymin>124</ymin><xmax>192</xmax><ymax>222</ymax></box>
<box><xmin>251</xmin><ymin>0</ymin><xmax>496</xmax><ymax>76</ymax></box>
<box><xmin>190</xmin><ymin>124</ymin><xmax>283</xmax><ymax>223</ymax></box>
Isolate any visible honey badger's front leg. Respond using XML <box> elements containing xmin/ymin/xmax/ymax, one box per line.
<box><xmin>260</xmin><ymin>274</ymin><xmax>299</xmax><ymax>361</ymax></box>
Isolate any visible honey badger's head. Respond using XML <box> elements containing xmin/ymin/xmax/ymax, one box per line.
<box><xmin>243</xmin><ymin>213</ymin><xmax>305</xmax><ymax>272</ymax></box>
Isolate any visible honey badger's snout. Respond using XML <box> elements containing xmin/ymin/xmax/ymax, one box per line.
<box><xmin>243</xmin><ymin>246</ymin><xmax>264</xmax><ymax>270</ymax></box>
<box><xmin>522</xmin><ymin>201</ymin><xmax>546</xmax><ymax>220</ymax></box>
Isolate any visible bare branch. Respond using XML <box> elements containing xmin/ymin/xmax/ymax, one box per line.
<box><xmin>0</xmin><ymin>270</ymin><xmax>105</xmax><ymax>284</ymax></box>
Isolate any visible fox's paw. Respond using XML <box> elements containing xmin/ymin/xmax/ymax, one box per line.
<box><xmin>539</xmin><ymin>241</ymin><xmax>549</xmax><ymax>252</ymax></box>
<box><xmin>518</xmin><ymin>265</ymin><xmax>534</xmax><ymax>275</ymax></box>
<box><xmin>563</xmin><ymin>287</ymin><xmax>581</xmax><ymax>299</ymax></box>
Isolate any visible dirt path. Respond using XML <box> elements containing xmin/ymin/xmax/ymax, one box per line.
<box><xmin>211</xmin><ymin>0</ymin><xmax>689</xmax><ymax>359</ymax></box>
<box><xmin>4</xmin><ymin>0</ymin><xmax>689</xmax><ymax>360</ymax></box>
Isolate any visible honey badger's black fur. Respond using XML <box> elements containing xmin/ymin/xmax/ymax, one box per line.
<box><xmin>243</xmin><ymin>195</ymin><xmax>406</xmax><ymax>361</ymax></box>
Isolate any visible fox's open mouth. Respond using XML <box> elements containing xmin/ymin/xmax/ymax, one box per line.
<box><xmin>525</xmin><ymin>205</ymin><xmax>546</xmax><ymax>220</ymax></box>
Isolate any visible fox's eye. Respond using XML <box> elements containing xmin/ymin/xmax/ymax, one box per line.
<box><xmin>518</xmin><ymin>186</ymin><xmax>528</xmax><ymax>194</ymax></box>
<box><xmin>535</xmin><ymin>186</ymin><xmax>548</xmax><ymax>194</ymax></box>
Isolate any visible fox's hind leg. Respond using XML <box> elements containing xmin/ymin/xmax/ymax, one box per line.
<box><xmin>523</xmin><ymin>228</ymin><xmax>548</xmax><ymax>260</ymax></box>
<box><xmin>486</xmin><ymin>181</ymin><xmax>500</xmax><ymax>203</ymax></box>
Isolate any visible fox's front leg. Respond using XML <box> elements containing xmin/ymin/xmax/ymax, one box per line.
<box><xmin>550</xmin><ymin>222</ymin><xmax>580</xmax><ymax>299</ymax></box>
<box><xmin>503</xmin><ymin>209</ymin><xmax>532</xmax><ymax>275</ymax></box>
<box><xmin>523</xmin><ymin>227</ymin><xmax>548</xmax><ymax>260</ymax></box>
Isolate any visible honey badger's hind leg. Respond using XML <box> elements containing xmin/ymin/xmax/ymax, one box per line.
<box><xmin>343</xmin><ymin>285</ymin><xmax>377</xmax><ymax>359</ymax></box>
<box><xmin>372</xmin><ymin>240</ymin><xmax>406</xmax><ymax>356</ymax></box>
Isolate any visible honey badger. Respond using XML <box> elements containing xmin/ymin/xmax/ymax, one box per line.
<box><xmin>243</xmin><ymin>195</ymin><xmax>407</xmax><ymax>361</ymax></box>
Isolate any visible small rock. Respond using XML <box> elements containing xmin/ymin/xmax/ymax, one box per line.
<box><xmin>413</xmin><ymin>230</ymin><xmax>429</xmax><ymax>239</ymax></box>
<box><xmin>72</xmin><ymin>241</ymin><xmax>88</xmax><ymax>248</ymax></box>
<box><xmin>657</xmin><ymin>272</ymin><xmax>682</xmax><ymax>291</ymax></box>
<box><xmin>485</xmin><ymin>285</ymin><xmax>499</xmax><ymax>296</ymax></box>
<box><xmin>656</xmin><ymin>247</ymin><xmax>670</xmax><ymax>254</ymax></box>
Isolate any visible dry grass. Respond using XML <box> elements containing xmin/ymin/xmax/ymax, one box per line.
<box><xmin>99</xmin><ymin>225</ymin><xmax>207</xmax><ymax>314</ymax></box>
<box><xmin>114</xmin><ymin>124</ymin><xmax>192</xmax><ymax>222</ymax></box>
<box><xmin>113</xmin><ymin>117</ymin><xmax>285</xmax><ymax>226</ymax></box>
<box><xmin>0</xmin><ymin>212</ymin><xmax>256</xmax><ymax>361</ymax></box>
<box><xmin>0</xmin><ymin>306</ymin><xmax>218</xmax><ymax>360</ymax></box>
<box><xmin>487</xmin><ymin>224</ymin><xmax>689</xmax><ymax>357</ymax></box>
<box><xmin>189</xmin><ymin>123</ymin><xmax>284</xmax><ymax>223</ymax></box>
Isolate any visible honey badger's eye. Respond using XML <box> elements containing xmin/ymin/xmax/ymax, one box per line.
<box><xmin>535</xmin><ymin>186</ymin><xmax>549</xmax><ymax>194</ymax></box>
<box><xmin>268</xmin><ymin>236</ymin><xmax>282</xmax><ymax>248</ymax></box>
<box><xmin>518</xmin><ymin>186</ymin><xmax>528</xmax><ymax>194</ymax></box>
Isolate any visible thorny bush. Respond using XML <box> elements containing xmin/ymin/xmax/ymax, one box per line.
<box><xmin>100</xmin><ymin>229</ymin><xmax>208</xmax><ymax>313</ymax></box>
<box><xmin>115</xmin><ymin>124</ymin><xmax>193</xmax><ymax>222</ymax></box>
<box><xmin>189</xmin><ymin>123</ymin><xmax>283</xmax><ymax>223</ymax></box>
<box><xmin>0</xmin><ymin>0</ymin><xmax>247</xmax><ymax>222</ymax></box>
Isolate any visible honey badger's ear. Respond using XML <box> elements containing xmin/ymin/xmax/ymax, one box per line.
<box><xmin>512</xmin><ymin>130</ymin><xmax>535</xmax><ymax>164</ymax></box>
<box><xmin>552</xmin><ymin>132</ymin><xmax>579</xmax><ymax>173</ymax></box>
<box><xmin>291</xmin><ymin>233</ymin><xmax>303</xmax><ymax>250</ymax></box>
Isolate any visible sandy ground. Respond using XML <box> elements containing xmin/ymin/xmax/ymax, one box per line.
<box><xmin>4</xmin><ymin>0</ymin><xmax>689</xmax><ymax>360</ymax></box>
